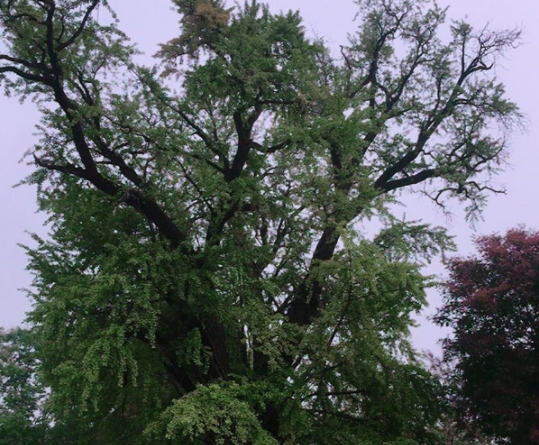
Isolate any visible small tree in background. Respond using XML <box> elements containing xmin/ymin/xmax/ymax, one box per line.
<box><xmin>0</xmin><ymin>328</ymin><xmax>47</xmax><ymax>445</ymax></box>
<box><xmin>436</xmin><ymin>228</ymin><xmax>539</xmax><ymax>445</ymax></box>
<box><xmin>424</xmin><ymin>351</ymin><xmax>495</xmax><ymax>445</ymax></box>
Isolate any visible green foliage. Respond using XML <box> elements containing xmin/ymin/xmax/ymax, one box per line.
<box><xmin>0</xmin><ymin>328</ymin><xmax>48</xmax><ymax>445</ymax></box>
<box><xmin>0</xmin><ymin>0</ymin><xmax>521</xmax><ymax>444</ymax></box>
<box><xmin>145</xmin><ymin>380</ymin><xmax>282</xmax><ymax>445</ymax></box>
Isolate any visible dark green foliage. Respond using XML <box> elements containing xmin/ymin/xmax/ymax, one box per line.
<box><xmin>0</xmin><ymin>328</ymin><xmax>48</xmax><ymax>445</ymax></box>
<box><xmin>0</xmin><ymin>0</ymin><xmax>521</xmax><ymax>443</ymax></box>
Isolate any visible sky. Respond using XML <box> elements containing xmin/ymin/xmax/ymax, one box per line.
<box><xmin>0</xmin><ymin>0</ymin><xmax>538</xmax><ymax>353</ymax></box>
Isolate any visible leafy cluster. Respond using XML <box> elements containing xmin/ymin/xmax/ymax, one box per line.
<box><xmin>0</xmin><ymin>0</ymin><xmax>521</xmax><ymax>444</ymax></box>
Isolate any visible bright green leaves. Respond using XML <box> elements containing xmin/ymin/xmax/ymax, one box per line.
<box><xmin>146</xmin><ymin>381</ymin><xmax>280</xmax><ymax>445</ymax></box>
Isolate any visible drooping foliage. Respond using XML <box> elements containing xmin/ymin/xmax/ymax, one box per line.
<box><xmin>0</xmin><ymin>327</ymin><xmax>106</xmax><ymax>445</ymax></box>
<box><xmin>436</xmin><ymin>229</ymin><xmax>539</xmax><ymax>445</ymax></box>
<box><xmin>0</xmin><ymin>0</ymin><xmax>521</xmax><ymax>443</ymax></box>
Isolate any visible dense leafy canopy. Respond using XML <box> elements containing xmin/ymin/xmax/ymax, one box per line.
<box><xmin>436</xmin><ymin>229</ymin><xmax>539</xmax><ymax>445</ymax></box>
<box><xmin>0</xmin><ymin>0</ymin><xmax>521</xmax><ymax>443</ymax></box>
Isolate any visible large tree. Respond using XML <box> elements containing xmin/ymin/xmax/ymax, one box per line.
<box><xmin>0</xmin><ymin>0</ymin><xmax>521</xmax><ymax>443</ymax></box>
<box><xmin>436</xmin><ymin>229</ymin><xmax>539</xmax><ymax>445</ymax></box>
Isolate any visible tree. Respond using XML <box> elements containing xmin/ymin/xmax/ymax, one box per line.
<box><xmin>424</xmin><ymin>352</ymin><xmax>495</xmax><ymax>445</ymax></box>
<box><xmin>436</xmin><ymin>229</ymin><xmax>539</xmax><ymax>445</ymax></box>
<box><xmin>0</xmin><ymin>328</ymin><xmax>47</xmax><ymax>445</ymax></box>
<box><xmin>0</xmin><ymin>327</ymin><xmax>106</xmax><ymax>445</ymax></box>
<box><xmin>0</xmin><ymin>0</ymin><xmax>521</xmax><ymax>443</ymax></box>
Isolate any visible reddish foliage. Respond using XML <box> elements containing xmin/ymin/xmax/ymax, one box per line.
<box><xmin>436</xmin><ymin>228</ymin><xmax>539</xmax><ymax>445</ymax></box>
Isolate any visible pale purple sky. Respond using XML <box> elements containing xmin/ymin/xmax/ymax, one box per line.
<box><xmin>1</xmin><ymin>0</ymin><xmax>537</xmax><ymax>353</ymax></box>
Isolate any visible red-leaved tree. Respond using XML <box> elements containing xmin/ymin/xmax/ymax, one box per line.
<box><xmin>436</xmin><ymin>228</ymin><xmax>539</xmax><ymax>445</ymax></box>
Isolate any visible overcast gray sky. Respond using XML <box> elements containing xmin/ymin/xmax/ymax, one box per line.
<box><xmin>1</xmin><ymin>0</ymin><xmax>537</xmax><ymax>353</ymax></box>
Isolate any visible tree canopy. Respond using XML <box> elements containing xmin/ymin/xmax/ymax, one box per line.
<box><xmin>436</xmin><ymin>228</ymin><xmax>539</xmax><ymax>445</ymax></box>
<box><xmin>0</xmin><ymin>0</ymin><xmax>521</xmax><ymax>444</ymax></box>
